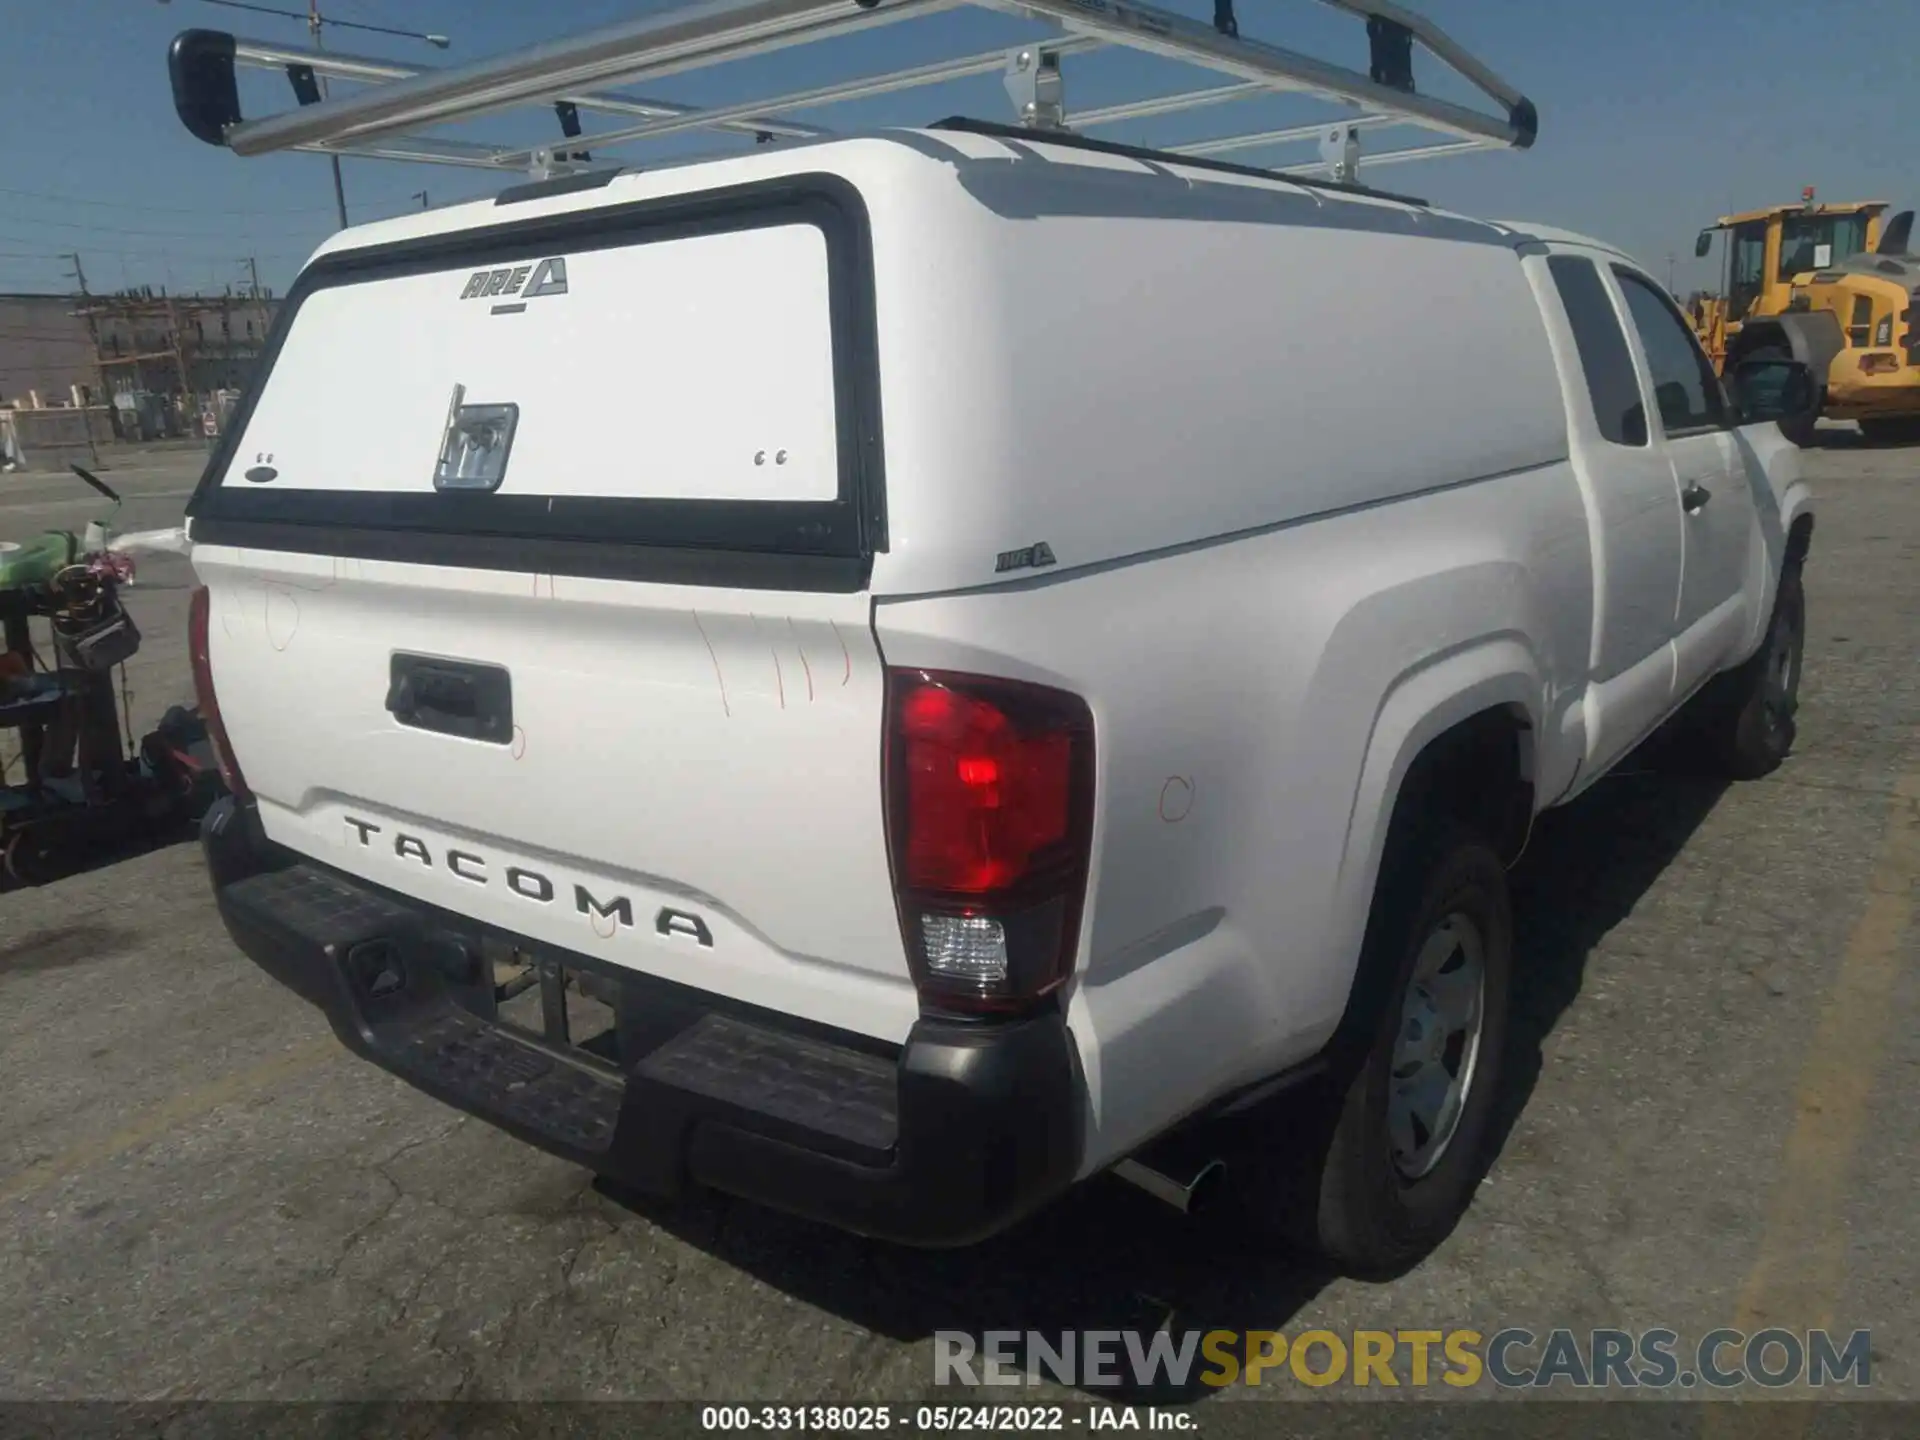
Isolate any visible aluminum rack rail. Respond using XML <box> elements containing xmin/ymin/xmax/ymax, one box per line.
<box><xmin>166</xmin><ymin>0</ymin><xmax>1538</xmax><ymax>188</ymax></box>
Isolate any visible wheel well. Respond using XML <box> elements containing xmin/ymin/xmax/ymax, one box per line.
<box><xmin>1327</xmin><ymin>704</ymin><xmax>1535</xmax><ymax>1058</ymax></box>
<box><xmin>1786</xmin><ymin>512</ymin><xmax>1814</xmax><ymax>568</ymax></box>
<box><xmin>1392</xmin><ymin>706</ymin><xmax>1534</xmax><ymax>868</ymax></box>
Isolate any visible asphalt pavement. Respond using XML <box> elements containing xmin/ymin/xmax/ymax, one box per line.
<box><xmin>0</xmin><ymin>435</ymin><xmax>1915</xmax><ymax>1411</ymax></box>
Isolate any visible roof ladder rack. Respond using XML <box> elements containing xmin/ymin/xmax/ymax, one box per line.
<box><xmin>167</xmin><ymin>0</ymin><xmax>1537</xmax><ymax>187</ymax></box>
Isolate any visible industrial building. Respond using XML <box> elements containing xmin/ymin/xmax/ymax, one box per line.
<box><xmin>1</xmin><ymin>289</ymin><xmax>276</xmax><ymax>406</ymax></box>
<box><xmin>0</xmin><ymin>290</ymin><xmax>277</xmax><ymax>466</ymax></box>
<box><xmin>0</xmin><ymin>293</ymin><xmax>97</xmax><ymax>408</ymax></box>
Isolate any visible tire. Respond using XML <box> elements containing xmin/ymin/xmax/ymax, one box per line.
<box><xmin>3</xmin><ymin>827</ymin><xmax>64</xmax><ymax>887</ymax></box>
<box><xmin>1692</xmin><ymin>562</ymin><xmax>1805</xmax><ymax>780</ymax></box>
<box><xmin>1859</xmin><ymin>417</ymin><xmax>1920</xmax><ymax>447</ymax></box>
<box><xmin>1264</xmin><ymin>819</ymin><xmax>1514</xmax><ymax>1279</ymax></box>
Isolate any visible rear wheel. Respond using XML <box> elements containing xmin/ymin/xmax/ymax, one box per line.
<box><xmin>1859</xmin><ymin>417</ymin><xmax>1920</xmax><ymax>446</ymax></box>
<box><xmin>1254</xmin><ymin>819</ymin><xmax>1513</xmax><ymax>1278</ymax></box>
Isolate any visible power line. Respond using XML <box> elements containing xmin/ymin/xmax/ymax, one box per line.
<box><xmin>0</xmin><ymin>185</ymin><xmax>351</xmax><ymax>216</ymax></box>
<box><xmin>0</xmin><ymin>211</ymin><xmax>340</xmax><ymax>239</ymax></box>
<box><xmin>0</xmin><ymin>197</ymin><xmax>493</xmax><ymax>256</ymax></box>
<box><xmin>0</xmin><ymin>183</ymin><xmax>489</xmax><ymax>218</ymax></box>
<box><xmin>163</xmin><ymin>0</ymin><xmax>449</xmax><ymax>47</ymax></box>
<box><xmin>0</xmin><ymin>230</ymin><xmax>312</xmax><ymax>258</ymax></box>
<box><xmin>0</xmin><ymin>223</ymin><xmax>318</xmax><ymax>250</ymax></box>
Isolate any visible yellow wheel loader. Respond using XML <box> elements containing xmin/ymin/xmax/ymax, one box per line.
<box><xmin>1690</xmin><ymin>191</ymin><xmax>1919</xmax><ymax>445</ymax></box>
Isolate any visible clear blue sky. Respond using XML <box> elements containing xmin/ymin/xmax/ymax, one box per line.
<box><xmin>3</xmin><ymin>0</ymin><xmax>1915</xmax><ymax>300</ymax></box>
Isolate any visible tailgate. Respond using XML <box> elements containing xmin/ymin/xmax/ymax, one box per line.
<box><xmin>189</xmin><ymin>179</ymin><xmax>915</xmax><ymax>1041</ymax></box>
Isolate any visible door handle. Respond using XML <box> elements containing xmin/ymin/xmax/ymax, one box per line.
<box><xmin>1682</xmin><ymin>482</ymin><xmax>1712</xmax><ymax>513</ymax></box>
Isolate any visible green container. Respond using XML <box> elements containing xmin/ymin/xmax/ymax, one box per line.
<box><xmin>0</xmin><ymin>532</ymin><xmax>78</xmax><ymax>592</ymax></box>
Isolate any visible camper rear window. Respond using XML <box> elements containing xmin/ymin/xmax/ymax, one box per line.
<box><xmin>186</xmin><ymin>175</ymin><xmax>886</xmax><ymax>591</ymax></box>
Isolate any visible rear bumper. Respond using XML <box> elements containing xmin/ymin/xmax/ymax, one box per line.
<box><xmin>200</xmin><ymin>797</ymin><xmax>1084</xmax><ymax>1247</ymax></box>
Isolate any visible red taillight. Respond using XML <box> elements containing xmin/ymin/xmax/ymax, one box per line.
<box><xmin>885</xmin><ymin>669</ymin><xmax>1094</xmax><ymax>1013</ymax></box>
<box><xmin>188</xmin><ymin>585</ymin><xmax>249</xmax><ymax>800</ymax></box>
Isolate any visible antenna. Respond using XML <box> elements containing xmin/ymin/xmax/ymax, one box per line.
<box><xmin>69</xmin><ymin>462</ymin><xmax>124</xmax><ymax>513</ymax></box>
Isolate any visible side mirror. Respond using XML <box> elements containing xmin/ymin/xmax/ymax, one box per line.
<box><xmin>1694</xmin><ymin>229</ymin><xmax>1715</xmax><ymax>259</ymax></box>
<box><xmin>1729</xmin><ymin>357</ymin><xmax>1817</xmax><ymax>426</ymax></box>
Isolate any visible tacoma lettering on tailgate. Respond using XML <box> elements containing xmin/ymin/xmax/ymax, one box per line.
<box><xmin>343</xmin><ymin>816</ymin><xmax>713</xmax><ymax>947</ymax></box>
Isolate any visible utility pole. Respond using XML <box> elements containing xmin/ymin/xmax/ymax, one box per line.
<box><xmin>413</xmin><ymin>190</ymin><xmax>429</xmax><ymax>209</ymax></box>
<box><xmin>238</xmin><ymin>257</ymin><xmax>265</xmax><ymax>392</ymax></box>
<box><xmin>64</xmin><ymin>252</ymin><xmax>109</xmax><ymax>427</ymax></box>
<box><xmin>166</xmin><ymin>295</ymin><xmax>192</xmax><ymax>410</ymax></box>
<box><xmin>311</xmin><ymin>0</ymin><xmax>349</xmax><ymax>228</ymax></box>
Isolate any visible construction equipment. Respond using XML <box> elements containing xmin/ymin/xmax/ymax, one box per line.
<box><xmin>164</xmin><ymin>0</ymin><xmax>1537</xmax><ymax>190</ymax></box>
<box><xmin>1690</xmin><ymin>190</ymin><xmax>1920</xmax><ymax>445</ymax></box>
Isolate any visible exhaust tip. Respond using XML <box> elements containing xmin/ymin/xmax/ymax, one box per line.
<box><xmin>1114</xmin><ymin>1156</ymin><xmax>1228</xmax><ymax>1217</ymax></box>
<box><xmin>1186</xmin><ymin>1158</ymin><xmax>1228</xmax><ymax>1218</ymax></box>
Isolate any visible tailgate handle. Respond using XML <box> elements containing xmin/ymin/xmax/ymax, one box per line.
<box><xmin>386</xmin><ymin>655</ymin><xmax>513</xmax><ymax>745</ymax></box>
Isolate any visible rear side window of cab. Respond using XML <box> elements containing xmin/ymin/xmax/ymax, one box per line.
<box><xmin>1547</xmin><ymin>253</ymin><xmax>1649</xmax><ymax>449</ymax></box>
<box><xmin>1611</xmin><ymin>265</ymin><xmax>1731</xmax><ymax>437</ymax></box>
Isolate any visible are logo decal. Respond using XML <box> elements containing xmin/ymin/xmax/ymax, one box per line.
<box><xmin>994</xmin><ymin>541</ymin><xmax>1058</xmax><ymax>575</ymax></box>
<box><xmin>458</xmin><ymin>256</ymin><xmax>569</xmax><ymax>313</ymax></box>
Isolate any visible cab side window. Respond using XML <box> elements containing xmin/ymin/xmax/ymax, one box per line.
<box><xmin>1613</xmin><ymin>267</ymin><xmax>1729</xmax><ymax>436</ymax></box>
<box><xmin>1546</xmin><ymin>254</ymin><xmax>1648</xmax><ymax>448</ymax></box>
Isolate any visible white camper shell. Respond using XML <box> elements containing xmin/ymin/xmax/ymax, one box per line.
<box><xmin>178</xmin><ymin>3</ymin><xmax>1817</xmax><ymax>1270</ymax></box>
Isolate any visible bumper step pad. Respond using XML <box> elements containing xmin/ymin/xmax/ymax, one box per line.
<box><xmin>388</xmin><ymin>1006</ymin><xmax>620</xmax><ymax>1154</ymax></box>
<box><xmin>636</xmin><ymin>1012</ymin><xmax>899</xmax><ymax>1155</ymax></box>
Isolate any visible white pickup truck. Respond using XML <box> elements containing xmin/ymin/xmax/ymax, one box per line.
<box><xmin>182</xmin><ymin>123</ymin><xmax>1815</xmax><ymax>1276</ymax></box>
